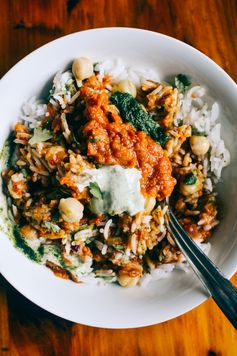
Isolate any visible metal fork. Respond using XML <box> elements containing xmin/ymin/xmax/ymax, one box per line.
<box><xmin>166</xmin><ymin>200</ymin><xmax>237</xmax><ymax>329</ymax></box>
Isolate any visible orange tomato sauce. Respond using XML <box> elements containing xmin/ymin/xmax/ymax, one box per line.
<box><xmin>80</xmin><ymin>79</ymin><xmax>176</xmax><ymax>200</ymax></box>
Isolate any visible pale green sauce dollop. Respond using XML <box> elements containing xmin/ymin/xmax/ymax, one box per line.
<box><xmin>89</xmin><ymin>165</ymin><xmax>144</xmax><ymax>216</ymax></box>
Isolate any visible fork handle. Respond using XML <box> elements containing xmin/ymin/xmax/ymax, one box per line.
<box><xmin>168</xmin><ymin>210</ymin><xmax>237</xmax><ymax>329</ymax></box>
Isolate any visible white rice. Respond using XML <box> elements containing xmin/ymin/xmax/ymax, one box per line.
<box><xmin>174</xmin><ymin>85</ymin><xmax>230</xmax><ymax>182</ymax></box>
<box><xmin>73</xmin><ymin>227</ymin><xmax>97</xmax><ymax>244</ymax></box>
<box><xmin>20</xmin><ymin>96</ymin><xmax>47</xmax><ymax>129</ymax></box>
<box><xmin>103</xmin><ymin>219</ymin><xmax>112</xmax><ymax>240</ymax></box>
<box><xmin>65</xmin><ymin>238</ymin><xmax>71</xmax><ymax>255</ymax></box>
<box><xmin>26</xmin><ymin>237</ymin><xmax>42</xmax><ymax>250</ymax></box>
<box><xmin>94</xmin><ymin>58</ymin><xmax>160</xmax><ymax>86</ymax></box>
<box><xmin>131</xmin><ymin>234</ymin><xmax>138</xmax><ymax>255</ymax></box>
<box><xmin>101</xmin><ymin>244</ymin><xmax>108</xmax><ymax>255</ymax></box>
<box><xmin>140</xmin><ymin>241</ymin><xmax>211</xmax><ymax>287</ymax></box>
<box><xmin>49</xmin><ymin>70</ymin><xmax>75</xmax><ymax>109</ymax></box>
<box><xmin>140</xmin><ymin>264</ymin><xmax>175</xmax><ymax>287</ymax></box>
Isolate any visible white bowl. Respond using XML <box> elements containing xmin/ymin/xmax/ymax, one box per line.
<box><xmin>0</xmin><ymin>28</ymin><xmax>237</xmax><ymax>328</ymax></box>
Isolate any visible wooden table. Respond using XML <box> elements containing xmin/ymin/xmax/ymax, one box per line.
<box><xmin>0</xmin><ymin>1</ymin><xmax>237</xmax><ymax>355</ymax></box>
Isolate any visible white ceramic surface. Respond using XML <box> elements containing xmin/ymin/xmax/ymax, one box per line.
<box><xmin>0</xmin><ymin>28</ymin><xmax>237</xmax><ymax>328</ymax></box>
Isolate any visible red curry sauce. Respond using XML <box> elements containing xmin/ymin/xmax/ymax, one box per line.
<box><xmin>80</xmin><ymin>80</ymin><xmax>176</xmax><ymax>200</ymax></box>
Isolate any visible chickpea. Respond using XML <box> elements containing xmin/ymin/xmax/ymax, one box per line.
<box><xmin>117</xmin><ymin>275</ymin><xmax>140</xmax><ymax>288</ymax></box>
<box><xmin>113</xmin><ymin>79</ymin><xmax>137</xmax><ymax>97</ymax></box>
<box><xmin>72</xmin><ymin>57</ymin><xmax>93</xmax><ymax>82</ymax></box>
<box><xmin>117</xmin><ymin>262</ymin><xmax>142</xmax><ymax>287</ymax></box>
<box><xmin>45</xmin><ymin>146</ymin><xmax>67</xmax><ymax>169</ymax></box>
<box><xmin>144</xmin><ymin>196</ymin><xmax>156</xmax><ymax>213</ymax></box>
<box><xmin>7</xmin><ymin>172</ymin><xmax>27</xmax><ymax>199</ymax></box>
<box><xmin>190</xmin><ymin>135</ymin><xmax>210</xmax><ymax>156</ymax></box>
<box><xmin>180</xmin><ymin>176</ymin><xmax>202</xmax><ymax>196</ymax></box>
<box><xmin>59</xmin><ymin>198</ymin><xmax>84</xmax><ymax>223</ymax></box>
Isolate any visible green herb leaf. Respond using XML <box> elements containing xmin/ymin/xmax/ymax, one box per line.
<box><xmin>159</xmin><ymin>253</ymin><xmax>165</xmax><ymax>262</ymax></box>
<box><xmin>175</xmin><ymin>74</ymin><xmax>191</xmax><ymax>93</ymax></box>
<box><xmin>97</xmin><ymin>276</ymin><xmax>116</xmax><ymax>282</ymax></box>
<box><xmin>183</xmin><ymin>172</ymin><xmax>197</xmax><ymax>185</ymax></box>
<box><xmin>21</xmin><ymin>167</ymin><xmax>29</xmax><ymax>178</ymax></box>
<box><xmin>29</xmin><ymin>128</ymin><xmax>53</xmax><ymax>145</ymax></box>
<box><xmin>66</xmin><ymin>81</ymin><xmax>76</xmax><ymax>95</ymax></box>
<box><xmin>72</xmin><ymin>130</ymin><xmax>80</xmax><ymax>146</ymax></box>
<box><xmin>114</xmin><ymin>244</ymin><xmax>125</xmax><ymax>251</ymax></box>
<box><xmin>89</xmin><ymin>138</ymin><xmax>99</xmax><ymax>143</ymax></box>
<box><xmin>89</xmin><ymin>182</ymin><xmax>103</xmax><ymax>200</ymax></box>
<box><xmin>191</xmin><ymin>127</ymin><xmax>207</xmax><ymax>137</ymax></box>
<box><xmin>110</xmin><ymin>92</ymin><xmax>168</xmax><ymax>147</ymax></box>
<box><xmin>43</xmin><ymin>221</ymin><xmax>61</xmax><ymax>233</ymax></box>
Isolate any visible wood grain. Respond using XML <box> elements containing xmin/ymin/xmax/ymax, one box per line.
<box><xmin>0</xmin><ymin>278</ymin><xmax>9</xmax><ymax>356</ymax></box>
<box><xmin>0</xmin><ymin>0</ymin><xmax>237</xmax><ymax>355</ymax></box>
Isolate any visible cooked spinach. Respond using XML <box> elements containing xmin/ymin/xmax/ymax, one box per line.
<box><xmin>110</xmin><ymin>92</ymin><xmax>168</xmax><ymax>147</ymax></box>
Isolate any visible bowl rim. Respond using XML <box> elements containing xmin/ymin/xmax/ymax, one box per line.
<box><xmin>1</xmin><ymin>27</ymin><xmax>237</xmax><ymax>89</ymax></box>
<box><xmin>0</xmin><ymin>27</ymin><xmax>237</xmax><ymax>328</ymax></box>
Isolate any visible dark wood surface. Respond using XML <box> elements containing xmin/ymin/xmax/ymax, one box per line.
<box><xmin>0</xmin><ymin>1</ymin><xmax>237</xmax><ymax>355</ymax></box>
